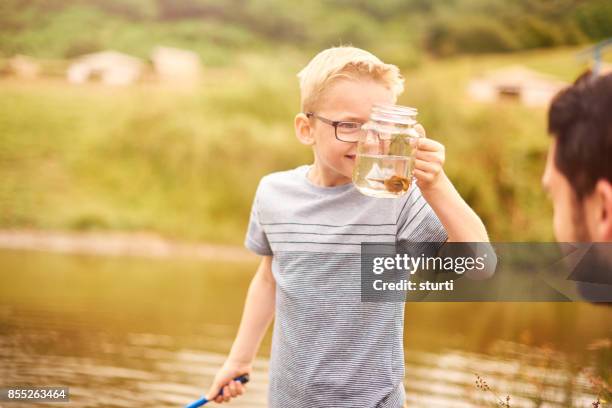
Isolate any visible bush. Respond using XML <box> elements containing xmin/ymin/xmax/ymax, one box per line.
<box><xmin>426</xmin><ymin>17</ymin><xmax>520</xmax><ymax>56</ymax></box>
<box><xmin>64</xmin><ymin>39</ymin><xmax>102</xmax><ymax>58</ymax></box>
<box><xmin>574</xmin><ymin>0</ymin><xmax>612</xmax><ymax>39</ymax></box>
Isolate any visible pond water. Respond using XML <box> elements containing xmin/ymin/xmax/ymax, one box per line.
<box><xmin>0</xmin><ymin>249</ymin><xmax>610</xmax><ymax>407</ymax></box>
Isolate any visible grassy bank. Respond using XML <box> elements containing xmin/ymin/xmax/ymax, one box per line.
<box><xmin>0</xmin><ymin>48</ymin><xmax>596</xmax><ymax>243</ymax></box>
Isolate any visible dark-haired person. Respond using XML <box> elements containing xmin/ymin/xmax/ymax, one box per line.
<box><xmin>542</xmin><ymin>71</ymin><xmax>612</xmax><ymax>298</ymax></box>
<box><xmin>543</xmin><ymin>71</ymin><xmax>612</xmax><ymax>242</ymax></box>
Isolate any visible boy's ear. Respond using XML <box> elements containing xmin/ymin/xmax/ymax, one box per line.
<box><xmin>295</xmin><ymin>113</ymin><xmax>315</xmax><ymax>146</ymax></box>
<box><xmin>593</xmin><ymin>179</ymin><xmax>612</xmax><ymax>242</ymax></box>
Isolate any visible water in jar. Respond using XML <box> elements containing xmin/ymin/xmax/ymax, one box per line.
<box><xmin>353</xmin><ymin>103</ymin><xmax>420</xmax><ymax>198</ymax></box>
<box><xmin>353</xmin><ymin>153</ymin><xmax>413</xmax><ymax>198</ymax></box>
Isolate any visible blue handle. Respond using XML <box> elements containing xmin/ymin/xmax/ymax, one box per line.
<box><xmin>185</xmin><ymin>374</ymin><xmax>250</xmax><ymax>408</ymax></box>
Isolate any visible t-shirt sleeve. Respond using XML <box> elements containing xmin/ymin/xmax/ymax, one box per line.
<box><xmin>396</xmin><ymin>185</ymin><xmax>448</xmax><ymax>245</ymax></box>
<box><xmin>244</xmin><ymin>181</ymin><xmax>273</xmax><ymax>256</ymax></box>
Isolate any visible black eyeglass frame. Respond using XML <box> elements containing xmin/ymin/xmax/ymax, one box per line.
<box><xmin>305</xmin><ymin>112</ymin><xmax>364</xmax><ymax>143</ymax></box>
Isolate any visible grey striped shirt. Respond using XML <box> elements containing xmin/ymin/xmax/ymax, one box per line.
<box><xmin>245</xmin><ymin>165</ymin><xmax>447</xmax><ymax>408</ymax></box>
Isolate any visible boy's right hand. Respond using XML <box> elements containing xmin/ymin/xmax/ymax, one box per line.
<box><xmin>206</xmin><ymin>360</ymin><xmax>251</xmax><ymax>404</ymax></box>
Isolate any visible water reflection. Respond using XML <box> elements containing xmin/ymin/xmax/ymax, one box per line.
<box><xmin>0</xmin><ymin>249</ymin><xmax>609</xmax><ymax>407</ymax></box>
<box><xmin>1</xmin><ymin>307</ymin><xmax>269</xmax><ymax>407</ymax></box>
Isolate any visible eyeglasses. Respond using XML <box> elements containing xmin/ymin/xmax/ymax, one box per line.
<box><xmin>305</xmin><ymin>112</ymin><xmax>365</xmax><ymax>143</ymax></box>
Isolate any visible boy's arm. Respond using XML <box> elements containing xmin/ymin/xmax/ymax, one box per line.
<box><xmin>412</xmin><ymin>135</ymin><xmax>488</xmax><ymax>242</ymax></box>
<box><xmin>413</xmin><ymin>135</ymin><xmax>495</xmax><ymax>279</ymax></box>
<box><xmin>420</xmin><ymin>172</ymin><xmax>489</xmax><ymax>242</ymax></box>
<box><xmin>206</xmin><ymin>255</ymin><xmax>276</xmax><ymax>403</ymax></box>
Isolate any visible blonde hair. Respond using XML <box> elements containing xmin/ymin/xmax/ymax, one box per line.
<box><xmin>297</xmin><ymin>46</ymin><xmax>404</xmax><ymax>113</ymax></box>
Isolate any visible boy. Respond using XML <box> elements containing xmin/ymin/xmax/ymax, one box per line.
<box><xmin>206</xmin><ymin>46</ymin><xmax>489</xmax><ymax>407</ymax></box>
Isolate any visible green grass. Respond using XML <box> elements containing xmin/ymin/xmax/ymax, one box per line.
<box><xmin>0</xmin><ymin>47</ymin><xmax>600</xmax><ymax>243</ymax></box>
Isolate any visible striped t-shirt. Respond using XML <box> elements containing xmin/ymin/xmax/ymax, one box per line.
<box><xmin>245</xmin><ymin>164</ymin><xmax>447</xmax><ymax>408</ymax></box>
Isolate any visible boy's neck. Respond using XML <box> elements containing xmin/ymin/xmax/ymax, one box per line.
<box><xmin>307</xmin><ymin>162</ymin><xmax>352</xmax><ymax>187</ymax></box>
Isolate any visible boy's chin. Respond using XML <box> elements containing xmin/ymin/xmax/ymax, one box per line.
<box><xmin>334</xmin><ymin>167</ymin><xmax>354</xmax><ymax>183</ymax></box>
<box><xmin>342</xmin><ymin>171</ymin><xmax>355</xmax><ymax>183</ymax></box>
<box><xmin>343</xmin><ymin>154</ymin><xmax>356</xmax><ymax>169</ymax></box>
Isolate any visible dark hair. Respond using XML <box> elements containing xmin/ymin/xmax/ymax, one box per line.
<box><xmin>548</xmin><ymin>71</ymin><xmax>612</xmax><ymax>199</ymax></box>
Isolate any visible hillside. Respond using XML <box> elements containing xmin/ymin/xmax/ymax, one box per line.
<box><xmin>2</xmin><ymin>47</ymin><xmax>605</xmax><ymax>243</ymax></box>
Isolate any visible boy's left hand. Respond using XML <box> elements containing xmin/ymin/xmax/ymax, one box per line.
<box><xmin>412</xmin><ymin>125</ymin><xmax>446</xmax><ymax>191</ymax></box>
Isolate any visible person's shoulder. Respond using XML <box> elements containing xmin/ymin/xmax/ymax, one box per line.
<box><xmin>256</xmin><ymin>165</ymin><xmax>308</xmax><ymax>195</ymax></box>
<box><xmin>259</xmin><ymin>166</ymin><xmax>303</xmax><ymax>184</ymax></box>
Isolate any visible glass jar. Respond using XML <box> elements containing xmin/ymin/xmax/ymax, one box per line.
<box><xmin>352</xmin><ymin>104</ymin><xmax>421</xmax><ymax>198</ymax></box>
